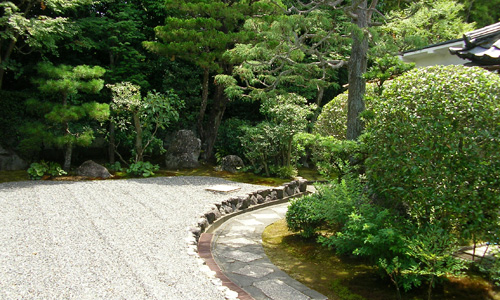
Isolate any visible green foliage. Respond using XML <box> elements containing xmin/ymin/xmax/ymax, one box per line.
<box><xmin>458</xmin><ymin>0</ymin><xmax>500</xmax><ymax>27</ymax></box>
<box><xmin>239</xmin><ymin>93</ymin><xmax>315</xmax><ymax>177</ymax></box>
<box><xmin>330</xmin><ymin>279</ymin><xmax>366</xmax><ymax>300</ymax></box>
<box><xmin>108</xmin><ymin>82</ymin><xmax>184</xmax><ymax>163</ymax></box>
<box><xmin>0</xmin><ymin>0</ymin><xmax>91</xmax><ymax>87</ymax></box>
<box><xmin>381</xmin><ymin>0</ymin><xmax>476</xmax><ymax>51</ymax></box>
<box><xmin>22</xmin><ymin>62</ymin><xmax>108</xmax><ymax>170</ymax></box>
<box><xmin>105</xmin><ymin>161</ymin><xmax>123</xmax><ymax>173</ymax></box>
<box><xmin>298</xmin><ymin>133</ymin><xmax>363</xmax><ymax>181</ymax></box>
<box><xmin>144</xmin><ymin>0</ymin><xmax>278</xmax><ymax>73</ymax></box>
<box><xmin>363</xmin><ymin>54</ymin><xmax>415</xmax><ymax>94</ymax></box>
<box><xmin>364</xmin><ymin>65</ymin><xmax>500</xmax><ymax>243</ymax></box>
<box><xmin>289</xmin><ymin>176</ymin><xmax>470</xmax><ymax>297</ymax></box>
<box><xmin>214</xmin><ymin>117</ymin><xmax>251</xmax><ymax>159</ymax></box>
<box><xmin>218</xmin><ymin>6</ymin><xmax>346</xmax><ymax>102</ymax></box>
<box><xmin>314</xmin><ymin>84</ymin><xmax>376</xmax><ymax>139</ymax></box>
<box><xmin>478</xmin><ymin>247</ymin><xmax>500</xmax><ymax>286</ymax></box>
<box><xmin>286</xmin><ymin>193</ymin><xmax>325</xmax><ymax>238</ymax></box>
<box><xmin>27</xmin><ymin>160</ymin><xmax>66</xmax><ymax>180</ymax></box>
<box><xmin>126</xmin><ymin>161</ymin><xmax>159</xmax><ymax>178</ymax></box>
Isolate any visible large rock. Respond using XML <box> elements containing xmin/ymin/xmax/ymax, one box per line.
<box><xmin>165</xmin><ymin>130</ymin><xmax>201</xmax><ymax>169</ymax></box>
<box><xmin>76</xmin><ymin>160</ymin><xmax>112</xmax><ymax>178</ymax></box>
<box><xmin>0</xmin><ymin>145</ymin><xmax>28</xmax><ymax>171</ymax></box>
<box><xmin>219</xmin><ymin>155</ymin><xmax>244</xmax><ymax>173</ymax></box>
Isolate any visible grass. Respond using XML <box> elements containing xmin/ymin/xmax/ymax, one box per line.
<box><xmin>262</xmin><ymin>219</ymin><xmax>500</xmax><ymax>300</ymax></box>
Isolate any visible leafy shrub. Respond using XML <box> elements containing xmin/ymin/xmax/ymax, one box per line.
<box><xmin>290</xmin><ymin>176</ymin><xmax>465</xmax><ymax>297</ymax></box>
<box><xmin>214</xmin><ymin>117</ymin><xmax>251</xmax><ymax>160</ymax></box>
<box><xmin>314</xmin><ymin>84</ymin><xmax>376</xmax><ymax>139</ymax></box>
<box><xmin>126</xmin><ymin>161</ymin><xmax>159</xmax><ymax>177</ymax></box>
<box><xmin>240</xmin><ymin>93</ymin><xmax>316</xmax><ymax>177</ymax></box>
<box><xmin>27</xmin><ymin>161</ymin><xmax>67</xmax><ymax>180</ymax></box>
<box><xmin>105</xmin><ymin>161</ymin><xmax>123</xmax><ymax>172</ymax></box>
<box><xmin>479</xmin><ymin>247</ymin><xmax>500</xmax><ymax>286</ymax></box>
<box><xmin>364</xmin><ymin>65</ymin><xmax>500</xmax><ymax>243</ymax></box>
<box><xmin>286</xmin><ymin>193</ymin><xmax>324</xmax><ymax>238</ymax></box>
<box><xmin>294</xmin><ymin>133</ymin><xmax>364</xmax><ymax>181</ymax></box>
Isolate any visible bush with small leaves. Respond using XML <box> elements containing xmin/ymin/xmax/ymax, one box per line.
<box><xmin>286</xmin><ymin>193</ymin><xmax>324</xmax><ymax>238</ymax></box>
<box><xmin>364</xmin><ymin>65</ymin><xmax>500</xmax><ymax>244</ymax></box>
<box><xmin>314</xmin><ymin>84</ymin><xmax>376</xmax><ymax>139</ymax></box>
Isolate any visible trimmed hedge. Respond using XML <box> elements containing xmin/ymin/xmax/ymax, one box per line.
<box><xmin>364</xmin><ymin>65</ymin><xmax>500</xmax><ymax>242</ymax></box>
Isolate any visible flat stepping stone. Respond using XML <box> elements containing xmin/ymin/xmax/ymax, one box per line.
<box><xmin>206</xmin><ymin>185</ymin><xmax>241</xmax><ymax>193</ymax></box>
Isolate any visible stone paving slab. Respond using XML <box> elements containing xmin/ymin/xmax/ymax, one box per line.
<box><xmin>211</xmin><ymin>203</ymin><xmax>328</xmax><ymax>300</ymax></box>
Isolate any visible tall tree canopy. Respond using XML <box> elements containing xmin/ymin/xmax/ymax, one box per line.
<box><xmin>0</xmin><ymin>0</ymin><xmax>93</xmax><ymax>90</ymax></box>
<box><xmin>144</xmin><ymin>0</ymin><xmax>281</xmax><ymax>159</ymax></box>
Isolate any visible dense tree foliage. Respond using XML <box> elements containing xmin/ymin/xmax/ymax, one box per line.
<box><xmin>144</xmin><ymin>0</ymin><xmax>281</xmax><ymax>160</ymax></box>
<box><xmin>23</xmin><ymin>62</ymin><xmax>108</xmax><ymax>171</ymax></box>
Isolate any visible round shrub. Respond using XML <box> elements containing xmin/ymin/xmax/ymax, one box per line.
<box><xmin>364</xmin><ymin>65</ymin><xmax>500</xmax><ymax>242</ymax></box>
<box><xmin>314</xmin><ymin>83</ymin><xmax>376</xmax><ymax>139</ymax></box>
<box><xmin>286</xmin><ymin>194</ymin><xmax>324</xmax><ymax>238</ymax></box>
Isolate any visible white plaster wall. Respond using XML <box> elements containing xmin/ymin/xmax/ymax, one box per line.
<box><xmin>399</xmin><ymin>40</ymin><xmax>467</xmax><ymax>67</ymax></box>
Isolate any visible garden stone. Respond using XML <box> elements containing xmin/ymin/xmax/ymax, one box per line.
<box><xmin>0</xmin><ymin>145</ymin><xmax>28</xmax><ymax>171</ymax></box>
<box><xmin>76</xmin><ymin>160</ymin><xmax>112</xmax><ymax>178</ymax></box>
<box><xmin>219</xmin><ymin>155</ymin><xmax>244</xmax><ymax>173</ymax></box>
<box><xmin>165</xmin><ymin>130</ymin><xmax>201</xmax><ymax>169</ymax></box>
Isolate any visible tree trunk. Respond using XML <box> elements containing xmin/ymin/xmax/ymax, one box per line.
<box><xmin>61</xmin><ymin>92</ymin><xmax>72</xmax><ymax>171</ymax></box>
<box><xmin>202</xmin><ymin>84</ymin><xmax>228</xmax><ymax>161</ymax></box>
<box><xmin>63</xmin><ymin>142</ymin><xmax>73</xmax><ymax>172</ymax></box>
<box><xmin>197</xmin><ymin>67</ymin><xmax>210</xmax><ymax>136</ymax></box>
<box><xmin>0</xmin><ymin>38</ymin><xmax>18</xmax><ymax>90</ymax></box>
<box><xmin>346</xmin><ymin>1</ymin><xmax>369</xmax><ymax>141</ymax></box>
<box><xmin>133</xmin><ymin>111</ymin><xmax>143</xmax><ymax>162</ymax></box>
<box><xmin>108</xmin><ymin>121</ymin><xmax>115</xmax><ymax>164</ymax></box>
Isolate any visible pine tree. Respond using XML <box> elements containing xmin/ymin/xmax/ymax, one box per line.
<box><xmin>144</xmin><ymin>0</ymin><xmax>279</xmax><ymax>160</ymax></box>
<box><xmin>25</xmin><ymin>62</ymin><xmax>109</xmax><ymax>170</ymax></box>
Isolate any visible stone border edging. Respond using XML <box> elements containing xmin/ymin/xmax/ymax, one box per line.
<box><xmin>185</xmin><ymin>178</ymin><xmax>308</xmax><ymax>300</ymax></box>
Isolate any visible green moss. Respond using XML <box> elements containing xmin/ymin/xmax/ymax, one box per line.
<box><xmin>262</xmin><ymin>219</ymin><xmax>500</xmax><ymax>300</ymax></box>
<box><xmin>0</xmin><ymin>170</ymin><xmax>29</xmax><ymax>183</ymax></box>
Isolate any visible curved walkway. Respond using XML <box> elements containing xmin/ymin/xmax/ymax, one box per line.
<box><xmin>207</xmin><ymin>203</ymin><xmax>327</xmax><ymax>300</ymax></box>
<box><xmin>0</xmin><ymin>177</ymin><xmax>265</xmax><ymax>300</ymax></box>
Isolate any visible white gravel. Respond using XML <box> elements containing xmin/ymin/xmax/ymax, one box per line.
<box><xmin>0</xmin><ymin>176</ymin><xmax>266</xmax><ymax>300</ymax></box>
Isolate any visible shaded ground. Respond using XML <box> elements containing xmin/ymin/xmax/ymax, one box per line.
<box><xmin>263</xmin><ymin>219</ymin><xmax>500</xmax><ymax>300</ymax></box>
<box><xmin>0</xmin><ymin>165</ymin><xmax>326</xmax><ymax>185</ymax></box>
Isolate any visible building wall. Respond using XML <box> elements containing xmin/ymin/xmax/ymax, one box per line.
<box><xmin>399</xmin><ymin>40</ymin><xmax>467</xmax><ymax>67</ymax></box>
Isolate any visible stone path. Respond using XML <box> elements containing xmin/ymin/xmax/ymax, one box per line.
<box><xmin>207</xmin><ymin>203</ymin><xmax>327</xmax><ymax>300</ymax></box>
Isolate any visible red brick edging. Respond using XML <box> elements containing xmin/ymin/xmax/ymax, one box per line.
<box><xmin>198</xmin><ymin>233</ymin><xmax>255</xmax><ymax>300</ymax></box>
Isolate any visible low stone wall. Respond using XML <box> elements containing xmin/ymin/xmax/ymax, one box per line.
<box><xmin>188</xmin><ymin>178</ymin><xmax>308</xmax><ymax>245</ymax></box>
<box><xmin>186</xmin><ymin>179</ymin><xmax>308</xmax><ymax>299</ymax></box>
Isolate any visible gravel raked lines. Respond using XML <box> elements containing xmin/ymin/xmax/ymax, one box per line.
<box><xmin>0</xmin><ymin>176</ymin><xmax>266</xmax><ymax>300</ymax></box>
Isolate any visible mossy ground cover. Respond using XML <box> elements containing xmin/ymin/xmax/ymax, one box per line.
<box><xmin>0</xmin><ymin>165</ymin><xmax>325</xmax><ymax>186</ymax></box>
<box><xmin>263</xmin><ymin>219</ymin><xmax>500</xmax><ymax>300</ymax></box>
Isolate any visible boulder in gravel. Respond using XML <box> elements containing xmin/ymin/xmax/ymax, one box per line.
<box><xmin>0</xmin><ymin>145</ymin><xmax>28</xmax><ymax>171</ymax></box>
<box><xmin>76</xmin><ymin>160</ymin><xmax>112</xmax><ymax>178</ymax></box>
<box><xmin>165</xmin><ymin>130</ymin><xmax>201</xmax><ymax>169</ymax></box>
<box><xmin>218</xmin><ymin>155</ymin><xmax>244</xmax><ymax>173</ymax></box>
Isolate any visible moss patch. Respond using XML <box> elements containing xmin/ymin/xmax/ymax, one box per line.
<box><xmin>262</xmin><ymin>219</ymin><xmax>500</xmax><ymax>300</ymax></box>
<box><xmin>0</xmin><ymin>164</ymin><xmax>324</xmax><ymax>186</ymax></box>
